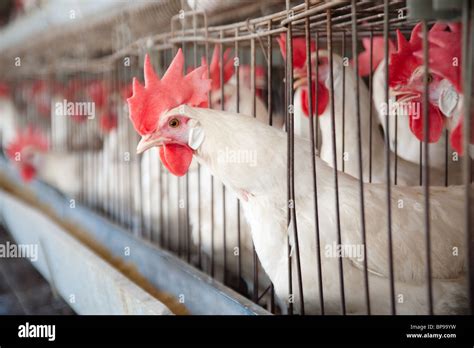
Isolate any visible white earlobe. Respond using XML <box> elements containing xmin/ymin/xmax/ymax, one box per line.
<box><xmin>188</xmin><ymin>126</ymin><xmax>205</xmax><ymax>150</ymax></box>
<box><xmin>438</xmin><ymin>80</ymin><xmax>458</xmax><ymax>118</ymax></box>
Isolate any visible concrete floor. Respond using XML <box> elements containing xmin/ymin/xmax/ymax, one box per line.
<box><xmin>0</xmin><ymin>225</ymin><xmax>75</xmax><ymax>315</ymax></box>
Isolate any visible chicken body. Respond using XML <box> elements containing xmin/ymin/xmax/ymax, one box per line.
<box><xmin>0</xmin><ymin>96</ymin><xmax>18</xmax><ymax>148</ymax></box>
<box><xmin>177</xmin><ymin>105</ymin><xmax>468</xmax><ymax>314</ymax></box>
<box><xmin>134</xmin><ymin>79</ymin><xmax>274</xmax><ymax>291</ymax></box>
<box><xmin>189</xmin><ymin>81</ymin><xmax>274</xmax><ymax>289</ymax></box>
<box><xmin>295</xmin><ymin>51</ymin><xmax>457</xmax><ymax>185</ymax></box>
<box><xmin>0</xmin><ymin>94</ymin><xmax>83</xmax><ymax>196</ymax></box>
<box><xmin>316</xmin><ymin>51</ymin><xmax>388</xmax><ymax>182</ymax></box>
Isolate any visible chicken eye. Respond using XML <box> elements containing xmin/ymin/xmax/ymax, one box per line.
<box><xmin>427</xmin><ymin>73</ymin><xmax>433</xmax><ymax>84</ymax></box>
<box><xmin>169</xmin><ymin>118</ymin><xmax>180</xmax><ymax>128</ymax></box>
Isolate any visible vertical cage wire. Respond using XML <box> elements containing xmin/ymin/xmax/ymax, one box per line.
<box><xmin>326</xmin><ymin>8</ymin><xmax>346</xmax><ymax>315</ymax></box>
<box><xmin>250</xmin><ymin>36</ymin><xmax>260</xmax><ymax>303</ymax></box>
<box><xmin>286</xmin><ymin>7</ymin><xmax>305</xmax><ymax>315</ymax></box>
<box><xmin>341</xmin><ymin>30</ymin><xmax>346</xmax><ymax>174</ymax></box>
<box><xmin>383</xmin><ymin>0</ymin><xmax>396</xmax><ymax>315</ymax></box>
<box><xmin>368</xmin><ymin>29</ymin><xmax>374</xmax><ymax>184</ymax></box>
<box><xmin>303</xmin><ymin>0</ymin><xmax>325</xmax><ymax>316</ymax></box>
<box><xmin>462</xmin><ymin>0</ymin><xmax>474</xmax><ymax>314</ymax></box>
<box><xmin>350</xmin><ymin>0</ymin><xmax>371</xmax><ymax>315</ymax></box>
<box><xmin>219</xmin><ymin>29</ymin><xmax>228</xmax><ymax>284</ymax></box>
<box><xmin>421</xmin><ymin>20</ymin><xmax>434</xmax><ymax>315</ymax></box>
<box><xmin>234</xmin><ymin>26</ymin><xmax>243</xmax><ymax>292</ymax></box>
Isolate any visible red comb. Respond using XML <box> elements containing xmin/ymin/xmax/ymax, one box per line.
<box><xmin>0</xmin><ymin>83</ymin><xmax>10</xmax><ymax>97</ymax></box>
<box><xmin>6</xmin><ymin>126</ymin><xmax>48</xmax><ymax>159</ymax></box>
<box><xmin>413</xmin><ymin>22</ymin><xmax>462</xmax><ymax>92</ymax></box>
<box><xmin>100</xmin><ymin>110</ymin><xmax>118</xmax><ymax>133</ymax></box>
<box><xmin>202</xmin><ymin>45</ymin><xmax>234</xmax><ymax>90</ymax></box>
<box><xmin>388</xmin><ymin>28</ymin><xmax>421</xmax><ymax>88</ymax></box>
<box><xmin>6</xmin><ymin>126</ymin><xmax>48</xmax><ymax>181</ymax></box>
<box><xmin>277</xmin><ymin>33</ymin><xmax>316</xmax><ymax>70</ymax></box>
<box><xmin>86</xmin><ymin>80</ymin><xmax>108</xmax><ymax>109</ymax></box>
<box><xmin>356</xmin><ymin>36</ymin><xmax>395</xmax><ymax>76</ymax></box>
<box><xmin>128</xmin><ymin>49</ymin><xmax>211</xmax><ymax>136</ymax></box>
<box><xmin>389</xmin><ymin>23</ymin><xmax>448</xmax><ymax>88</ymax></box>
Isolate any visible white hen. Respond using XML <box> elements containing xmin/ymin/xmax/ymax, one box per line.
<box><xmin>165</xmin><ymin>105</ymin><xmax>469</xmax><ymax>315</ymax></box>
<box><xmin>129</xmin><ymin>50</ymin><xmax>468</xmax><ymax>315</ymax></box>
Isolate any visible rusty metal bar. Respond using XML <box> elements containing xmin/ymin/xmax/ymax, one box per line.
<box><xmin>368</xmin><ymin>29</ymin><xmax>374</xmax><ymax>183</ymax></box>
<box><xmin>250</xmin><ymin>36</ymin><xmax>259</xmax><ymax>304</ymax></box>
<box><xmin>234</xmin><ymin>27</ymin><xmax>242</xmax><ymax>286</ymax></box>
<box><xmin>462</xmin><ymin>0</ymin><xmax>474</xmax><ymax>314</ymax></box>
<box><xmin>327</xmin><ymin>8</ymin><xmax>346</xmax><ymax>315</ymax></box>
<box><xmin>286</xmin><ymin>10</ymin><xmax>305</xmax><ymax>314</ymax></box>
<box><xmin>383</xmin><ymin>0</ymin><xmax>396</xmax><ymax>315</ymax></box>
<box><xmin>351</xmin><ymin>0</ymin><xmax>371</xmax><ymax>315</ymax></box>
<box><xmin>305</xmin><ymin>0</ymin><xmax>324</xmax><ymax>315</ymax></box>
<box><xmin>421</xmin><ymin>19</ymin><xmax>433</xmax><ymax>315</ymax></box>
<box><xmin>266</xmin><ymin>19</ymin><xmax>276</xmax><ymax>314</ymax></box>
<box><xmin>184</xmin><ymin>20</ymin><xmax>191</xmax><ymax>263</ymax></box>
<box><xmin>284</xmin><ymin>0</ymin><xmax>291</xmax><ymax>313</ymax></box>
<box><xmin>341</xmin><ymin>31</ymin><xmax>346</xmax><ymax>173</ymax></box>
<box><xmin>315</xmin><ymin>31</ymin><xmax>320</xmax><ymax>148</ymax></box>
<box><xmin>194</xmin><ymin>13</ymin><xmax>203</xmax><ymax>269</ymax></box>
<box><xmin>219</xmin><ymin>30</ymin><xmax>228</xmax><ymax>284</ymax></box>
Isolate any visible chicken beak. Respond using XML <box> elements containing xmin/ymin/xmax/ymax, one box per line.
<box><xmin>136</xmin><ymin>134</ymin><xmax>167</xmax><ymax>154</ymax></box>
<box><xmin>294</xmin><ymin>76</ymin><xmax>308</xmax><ymax>89</ymax></box>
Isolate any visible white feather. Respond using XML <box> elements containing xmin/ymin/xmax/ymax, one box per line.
<box><xmin>175</xmin><ymin>105</ymin><xmax>468</xmax><ymax>314</ymax></box>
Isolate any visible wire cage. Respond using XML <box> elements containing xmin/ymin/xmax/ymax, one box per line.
<box><xmin>0</xmin><ymin>0</ymin><xmax>473</xmax><ymax>315</ymax></box>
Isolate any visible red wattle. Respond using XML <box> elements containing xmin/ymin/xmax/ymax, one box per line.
<box><xmin>21</xmin><ymin>163</ymin><xmax>37</xmax><ymax>182</ymax></box>
<box><xmin>408</xmin><ymin>98</ymin><xmax>444</xmax><ymax>143</ymax></box>
<box><xmin>301</xmin><ymin>81</ymin><xmax>329</xmax><ymax>117</ymax></box>
<box><xmin>159</xmin><ymin>144</ymin><xmax>194</xmax><ymax>176</ymax></box>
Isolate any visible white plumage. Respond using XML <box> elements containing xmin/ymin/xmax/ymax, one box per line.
<box><xmin>188</xmin><ymin>80</ymin><xmax>274</xmax><ymax>290</ymax></box>
<box><xmin>172</xmin><ymin>104</ymin><xmax>468</xmax><ymax>314</ymax></box>
<box><xmin>293</xmin><ymin>51</ymin><xmax>458</xmax><ymax>185</ymax></box>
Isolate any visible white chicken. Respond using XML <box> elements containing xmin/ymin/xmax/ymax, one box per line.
<box><xmin>4</xmin><ymin>126</ymin><xmax>82</xmax><ymax>197</ymax></box>
<box><xmin>281</xmin><ymin>34</ymin><xmax>456</xmax><ymax>185</ymax></box>
<box><xmin>1</xmin><ymin>85</ymin><xmax>84</xmax><ymax>196</ymax></box>
<box><xmin>0</xmin><ymin>85</ymin><xmax>18</xmax><ymax>149</ymax></box>
<box><xmin>202</xmin><ymin>44</ymin><xmax>269</xmax><ymax>122</ymax></box>
<box><xmin>197</xmin><ymin>47</ymin><xmax>271</xmax><ymax>284</ymax></box>
<box><xmin>126</xmin><ymin>49</ymin><xmax>273</xmax><ymax>296</ymax></box>
<box><xmin>190</xmin><ymin>45</ymin><xmax>273</xmax><ymax>291</ymax></box>
<box><xmin>1</xmin><ymin>82</ymin><xmax>132</xmax><ymax>204</ymax></box>
<box><xmin>369</xmin><ymin>24</ymin><xmax>465</xmax><ymax>184</ymax></box>
<box><xmin>129</xmin><ymin>49</ymin><xmax>469</xmax><ymax>315</ymax></box>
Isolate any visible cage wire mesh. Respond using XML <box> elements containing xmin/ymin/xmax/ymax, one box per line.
<box><xmin>0</xmin><ymin>0</ymin><xmax>473</xmax><ymax>315</ymax></box>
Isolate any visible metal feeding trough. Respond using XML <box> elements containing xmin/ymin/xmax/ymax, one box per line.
<box><xmin>0</xmin><ymin>159</ymin><xmax>269</xmax><ymax>315</ymax></box>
